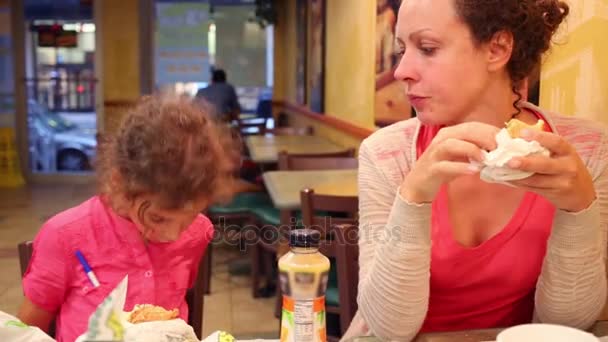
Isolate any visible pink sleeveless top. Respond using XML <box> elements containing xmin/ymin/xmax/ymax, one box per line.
<box><xmin>416</xmin><ymin>115</ymin><xmax>557</xmax><ymax>332</ymax></box>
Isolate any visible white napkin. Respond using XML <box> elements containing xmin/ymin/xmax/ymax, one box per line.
<box><xmin>473</xmin><ymin>128</ymin><xmax>549</xmax><ymax>185</ymax></box>
<box><xmin>123</xmin><ymin>319</ymin><xmax>199</xmax><ymax>342</ymax></box>
<box><xmin>0</xmin><ymin>310</ymin><xmax>55</xmax><ymax>342</ymax></box>
<box><xmin>75</xmin><ymin>276</ymin><xmax>203</xmax><ymax>342</ymax></box>
<box><xmin>76</xmin><ymin>276</ymin><xmax>128</xmax><ymax>342</ymax></box>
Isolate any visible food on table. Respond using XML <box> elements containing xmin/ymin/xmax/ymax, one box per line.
<box><xmin>126</xmin><ymin>304</ymin><xmax>179</xmax><ymax>324</ymax></box>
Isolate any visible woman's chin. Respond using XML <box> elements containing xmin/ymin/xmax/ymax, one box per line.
<box><xmin>414</xmin><ymin>109</ymin><xmax>453</xmax><ymax>127</ymax></box>
<box><xmin>414</xmin><ymin>110</ymin><xmax>437</xmax><ymax>125</ymax></box>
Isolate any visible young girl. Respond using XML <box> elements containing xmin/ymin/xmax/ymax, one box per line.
<box><xmin>346</xmin><ymin>0</ymin><xmax>608</xmax><ymax>341</ymax></box>
<box><xmin>18</xmin><ymin>95</ymin><xmax>234</xmax><ymax>342</ymax></box>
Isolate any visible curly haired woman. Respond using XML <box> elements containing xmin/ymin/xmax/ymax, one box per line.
<box><xmin>344</xmin><ymin>1</ymin><xmax>608</xmax><ymax>340</ymax></box>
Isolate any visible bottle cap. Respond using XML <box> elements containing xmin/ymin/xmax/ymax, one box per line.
<box><xmin>289</xmin><ymin>229</ymin><xmax>321</xmax><ymax>248</ymax></box>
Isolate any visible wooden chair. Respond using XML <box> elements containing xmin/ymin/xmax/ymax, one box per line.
<box><xmin>300</xmin><ymin>188</ymin><xmax>359</xmax><ymax>238</ymax></box>
<box><xmin>18</xmin><ymin>241</ymin><xmax>209</xmax><ymax>339</ymax></box>
<box><xmin>263</xmin><ymin>126</ymin><xmax>314</xmax><ymax>136</ymax></box>
<box><xmin>250</xmin><ymin>153</ymin><xmax>358</xmax><ymax>299</ymax></box>
<box><xmin>17</xmin><ymin>241</ymin><xmax>56</xmax><ymax>338</ymax></box>
<box><xmin>332</xmin><ymin>223</ymin><xmax>360</xmax><ymax>336</ymax></box>
<box><xmin>236</xmin><ymin>116</ymin><xmax>268</xmax><ymax>136</ymax></box>
<box><xmin>300</xmin><ymin>189</ymin><xmax>359</xmax><ymax>339</ymax></box>
<box><xmin>277</xmin><ymin>149</ymin><xmax>357</xmax><ymax>171</ymax></box>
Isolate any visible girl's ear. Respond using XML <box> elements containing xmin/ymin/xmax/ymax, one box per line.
<box><xmin>110</xmin><ymin>169</ymin><xmax>122</xmax><ymax>190</ymax></box>
<box><xmin>107</xmin><ymin>169</ymin><xmax>130</xmax><ymax>209</ymax></box>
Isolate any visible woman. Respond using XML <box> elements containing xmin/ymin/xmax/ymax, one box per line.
<box><xmin>344</xmin><ymin>0</ymin><xmax>608</xmax><ymax>341</ymax></box>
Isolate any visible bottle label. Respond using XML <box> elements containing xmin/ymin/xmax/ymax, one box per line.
<box><xmin>280</xmin><ymin>296</ymin><xmax>326</xmax><ymax>342</ymax></box>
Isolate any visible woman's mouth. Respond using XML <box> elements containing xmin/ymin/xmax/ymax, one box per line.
<box><xmin>407</xmin><ymin>94</ymin><xmax>429</xmax><ymax>109</ymax></box>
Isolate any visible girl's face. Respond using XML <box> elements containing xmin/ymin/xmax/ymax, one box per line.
<box><xmin>126</xmin><ymin>194</ymin><xmax>209</xmax><ymax>243</ymax></box>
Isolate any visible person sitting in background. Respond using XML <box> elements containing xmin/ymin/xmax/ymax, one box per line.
<box><xmin>344</xmin><ymin>0</ymin><xmax>608</xmax><ymax>341</ymax></box>
<box><xmin>18</xmin><ymin>95</ymin><xmax>235</xmax><ymax>342</ymax></box>
<box><xmin>220</xmin><ymin>123</ymin><xmax>263</xmax><ymax>193</ymax></box>
<box><xmin>195</xmin><ymin>69</ymin><xmax>241</xmax><ymax>122</ymax></box>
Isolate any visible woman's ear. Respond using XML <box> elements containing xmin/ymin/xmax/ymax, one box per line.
<box><xmin>486</xmin><ymin>30</ymin><xmax>514</xmax><ymax>73</ymax></box>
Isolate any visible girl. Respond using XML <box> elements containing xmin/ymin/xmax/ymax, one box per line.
<box><xmin>346</xmin><ymin>0</ymin><xmax>608</xmax><ymax>340</ymax></box>
<box><xmin>18</xmin><ymin>95</ymin><xmax>234</xmax><ymax>342</ymax></box>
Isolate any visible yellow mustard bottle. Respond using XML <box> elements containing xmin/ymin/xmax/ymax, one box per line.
<box><xmin>279</xmin><ymin>229</ymin><xmax>330</xmax><ymax>342</ymax></box>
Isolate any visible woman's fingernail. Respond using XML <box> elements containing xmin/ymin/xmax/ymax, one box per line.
<box><xmin>468</xmin><ymin>164</ymin><xmax>482</xmax><ymax>173</ymax></box>
<box><xmin>509</xmin><ymin>159</ymin><xmax>522</xmax><ymax>168</ymax></box>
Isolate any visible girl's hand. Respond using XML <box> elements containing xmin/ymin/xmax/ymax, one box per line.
<box><xmin>508</xmin><ymin>129</ymin><xmax>596</xmax><ymax>212</ymax></box>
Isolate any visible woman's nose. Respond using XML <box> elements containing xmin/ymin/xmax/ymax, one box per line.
<box><xmin>393</xmin><ymin>50</ymin><xmax>419</xmax><ymax>84</ymax></box>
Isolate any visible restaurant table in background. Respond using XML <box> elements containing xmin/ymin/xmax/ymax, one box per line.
<box><xmin>262</xmin><ymin>169</ymin><xmax>358</xmax><ymax>209</ymax></box>
<box><xmin>245</xmin><ymin>135</ymin><xmax>346</xmax><ymax>164</ymax></box>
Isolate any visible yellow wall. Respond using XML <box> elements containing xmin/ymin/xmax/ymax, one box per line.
<box><xmin>273</xmin><ymin>0</ymin><xmax>376</xmax><ymax>146</ymax></box>
<box><xmin>273</xmin><ymin>0</ymin><xmax>298</xmax><ymax>103</ymax></box>
<box><xmin>539</xmin><ymin>0</ymin><xmax>608</xmax><ymax>125</ymax></box>
<box><xmin>283</xmin><ymin>110</ymin><xmax>367</xmax><ymax>150</ymax></box>
<box><xmin>95</xmin><ymin>0</ymin><xmax>142</xmax><ymax>133</ymax></box>
<box><xmin>325</xmin><ymin>0</ymin><xmax>376</xmax><ymax>129</ymax></box>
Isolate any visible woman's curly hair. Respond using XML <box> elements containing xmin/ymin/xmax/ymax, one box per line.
<box><xmin>454</xmin><ymin>0</ymin><xmax>569</xmax><ymax>111</ymax></box>
<box><xmin>96</xmin><ymin>95</ymin><xmax>236</xmax><ymax>210</ymax></box>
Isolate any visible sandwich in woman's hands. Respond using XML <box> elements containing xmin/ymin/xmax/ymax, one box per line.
<box><xmin>505</xmin><ymin>118</ymin><xmax>545</xmax><ymax>138</ymax></box>
<box><xmin>474</xmin><ymin>118</ymin><xmax>550</xmax><ymax>184</ymax></box>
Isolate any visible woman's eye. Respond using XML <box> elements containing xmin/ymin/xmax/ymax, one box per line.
<box><xmin>420</xmin><ymin>46</ymin><xmax>437</xmax><ymax>56</ymax></box>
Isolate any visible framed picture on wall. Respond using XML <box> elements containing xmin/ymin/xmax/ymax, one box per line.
<box><xmin>295</xmin><ymin>0</ymin><xmax>307</xmax><ymax>106</ymax></box>
<box><xmin>374</xmin><ymin>0</ymin><xmax>412</xmax><ymax>127</ymax></box>
<box><xmin>307</xmin><ymin>0</ymin><xmax>325</xmax><ymax>113</ymax></box>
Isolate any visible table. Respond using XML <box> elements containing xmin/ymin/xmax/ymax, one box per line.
<box><xmin>245</xmin><ymin>135</ymin><xmax>346</xmax><ymax>164</ymax></box>
<box><xmin>240</xmin><ymin>321</ymin><xmax>608</xmax><ymax>341</ymax></box>
<box><xmin>262</xmin><ymin>169</ymin><xmax>358</xmax><ymax>210</ymax></box>
<box><xmin>412</xmin><ymin>321</ymin><xmax>608</xmax><ymax>341</ymax></box>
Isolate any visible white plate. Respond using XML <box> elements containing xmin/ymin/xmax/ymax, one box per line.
<box><xmin>497</xmin><ymin>324</ymin><xmax>599</xmax><ymax>342</ymax></box>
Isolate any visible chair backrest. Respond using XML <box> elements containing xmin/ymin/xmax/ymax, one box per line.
<box><xmin>18</xmin><ymin>241</ymin><xmax>33</xmax><ymax>277</ymax></box>
<box><xmin>236</xmin><ymin>117</ymin><xmax>267</xmax><ymax>136</ymax></box>
<box><xmin>333</xmin><ymin>223</ymin><xmax>359</xmax><ymax>335</ymax></box>
<box><xmin>18</xmin><ymin>241</ymin><xmax>207</xmax><ymax>339</ymax></box>
<box><xmin>186</xmin><ymin>251</ymin><xmax>207</xmax><ymax>339</ymax></box>
<box><xmin>263</xmin><ymin>126</ymin><xmax>314</xmax><ymax>136</ymax></box>
<box><xmin>278</xmin><ymin>150</ymin><xmax>357</xmax><ymax>171</ymax></box>
<box><xmin>300</xmin><ymin>188</ymin><xmax>359</xmax><ymax>243</ymax></box>
<box><xmin>17</xmin><ymin>241</ymin><xmax>56</xmax><ymax>337</ymax></box>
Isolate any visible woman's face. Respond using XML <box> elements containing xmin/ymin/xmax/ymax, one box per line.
<box><xmin>394</xmin><ymin>0</ymin><xmax>496</xmax><ymax>126</ymax></box>
<box><xmin>127</xmin><ymin>194</ymin><xmax>208</xmax><ymax>243</ymax></box>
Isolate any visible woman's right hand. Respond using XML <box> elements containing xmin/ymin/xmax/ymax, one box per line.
<box><xmin>400</xmin><ymin>122</ymin><xmax>500</xmax><ymax>203</ymax></box>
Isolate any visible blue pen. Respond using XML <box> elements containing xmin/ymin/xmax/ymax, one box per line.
<box><xmin>75</xmin><ymin>250</ymin><xmax>100</xmax><ymax>288</ymax></box>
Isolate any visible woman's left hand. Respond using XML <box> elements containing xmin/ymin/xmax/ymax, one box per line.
<box><xmin>507</xmin><ymin>129</ymin><xmax>596</xmax><ymax>213</ymax></box>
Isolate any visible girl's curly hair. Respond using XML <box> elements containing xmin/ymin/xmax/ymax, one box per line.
<box><xmin>96</xmin><ymin>95</ymin><xmax>236</xmax><ymax>209</ymax></box>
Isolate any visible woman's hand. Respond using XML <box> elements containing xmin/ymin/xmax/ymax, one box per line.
<box><xmin>400</xmin><ymin>122</ymin><xmax>500</xmax><ymax>203</ymax></box>
<box><xmin>507</xmin><ymin>129</ymin><xmax>596</xmax><ymax>212</ymax></box>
